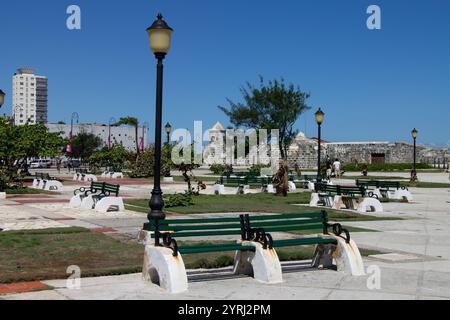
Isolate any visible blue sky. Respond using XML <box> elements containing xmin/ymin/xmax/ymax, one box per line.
<box><xmin>0</xmin><ymin>0</ymin><xmax>449</xmax><ymax>147</ymax></box>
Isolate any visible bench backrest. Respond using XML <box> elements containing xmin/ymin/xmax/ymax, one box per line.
<box><xmin>90</xmin><ymin>182</ymin><xmax>120</xmax><ymax>196</ymax></box>
<box><xmin>356</xmin><ymin>179</ymin><xmax>401</xmax><ymax>190</ymax></box>
<box><xmin>145</xmin><ymin>216</ymin><xmax>245</xmax><ymax>240</ymax></box>
<box><xmin>316</xmin><ymin>183</ymin><xmax>366</xmax><ymax>197</ymax></box>
<box><xmin>244</xmin><ymin>212</ymin><xmax>328</xmax><ymax>235</ymax></box>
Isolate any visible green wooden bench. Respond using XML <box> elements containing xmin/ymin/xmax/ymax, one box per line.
<box><xmin>315</xmin><ymin>183</ymin><xmax>369</xmax><ymax>209</ymax></box>
<box><xmin>144</xmin><ymin>216</ymin><xmax>255</xmax><ymax>256</ymax></box>
<box><xmin>356</xmin><ymin>179</ymin><xmax>407</xmax><ymax>198</ymax></box>
<box><xmin>74</xmin><ymin>181</ymin><xmax>120</xmax><ymax>203</ymax></box>
<box><xmin>241</xmin><ymin>211</ymin><xmax>349</xmax><ymax>250</ymax></box>
<box><xmin>289</xmin><ymin>174</ymin><xmax>318</xmax><ymax>188</ymax></box>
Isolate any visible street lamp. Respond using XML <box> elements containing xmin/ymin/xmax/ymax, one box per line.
<box><xmin>165</xmin><ymin>122</ymin><xmax>172</xmax><ymax>144</ymax></box>
<box><xmin>411</xmin><ymin>128</ymin><xmax>418</xmax><ymax>182</ymax></box>
<box><xmin>68</xmin><ymin>112</ymin><xmax>79</xmax><ymax>172</ymax></box>
<box><xmin>315</xmin><ymin>108</ymin><xmax>325</xmax><ymax>182</ymax></box>
<box><xmin>0</xmin><ymin>90</ymin><xmax>5</xmax><ymax>109</ymax></box>
<box><xmin>146</xmin><ymin>13</ymin><xmax>173</xmax><ymax>232</ymax></box>
<box><xmin>108</xmin><ymin>117</ymin><xmax>116</xmax><ymax>149</ymax></box>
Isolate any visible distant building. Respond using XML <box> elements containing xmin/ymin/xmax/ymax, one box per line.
<box><xmin>12</xmin><ymin>68</ymin><xmax>48</xmax><ymax>125</ymax></box>
<box><xmin>47</xmin><ymin>123</ymin><xmax>149</xmax><ymax>152</ymax></box>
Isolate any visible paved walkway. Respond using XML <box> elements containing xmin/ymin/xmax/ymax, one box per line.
<box><xmin>1</xmin><ymin>172</ymin><xmax>449</xmax><ymax>300</ymax></box>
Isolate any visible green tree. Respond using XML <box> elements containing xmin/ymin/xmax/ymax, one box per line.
<box><xmin>70</xmin><ymin>132</ymin><xmax>103</xmax><ymax>163</ymax></box>
<box><xmin>114</xmin><ymin>117</ymin><xmax>139</xmax><ymax>155</ymax></box>
<box><xmin>0</xmin><ymin>117</ymin><xmax>66</xmax><ymax>187</ymax></box>
<box><xmin>218</xmin><ymin>77</ymin><xmax>311</xmax><ymax>159</ymax></box>
<box><xmin>89</xmin><ymin>144</ymin><xmax>131</xmax><ymax>173</ymax></box>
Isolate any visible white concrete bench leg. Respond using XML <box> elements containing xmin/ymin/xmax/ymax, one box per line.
<box><xmin>393</xmin><ymin>189</ymin><xmax>413</xmax><ymax>202</ymax></box>
<box><xmin>69</xmin><ymin>194</ymin><xmax>83</xmax><ymax>208</ymax></box>
<box><xmin>0</xmin><ymin>192</ymin><xmax>6</xmax><ymax>200</ymax></box>
<box><xmin>80</xmin><ymin>195</ymin><xmax>95</xmax><ymax>210</ymax></box>
<box><xmin>32</xmin><ymin>179</ymin><xmax>40</xmax><ymax>188</ymax></box>
<box><xmin>213</xmin><ymin>184</ymin><xmax>225</xmax><ymax>195</ymax></box>
<box><xmin>44</xmin><ymin>181</ymin><xmax>63</xmax><ymax>191</ymax></box>
<box><xmin>368</xmin><ymin>188</ymin><xmax>383</xmax><ymax>199</ymax></box>
<box><xmin>266</xmin><ymin>184</ymin><xmax>275</xmax><ymax>193</ymax></box>
<box><xmin>236</xmin><ymin>185</ymin><xmax>250</xmax><ymax>195</ymax></box>
<box><xmin>310</xmin><ymin>193</ymin><xmax>320</xmax><ymax>206</ymax></box>
<box><xmin>312</xmin><ymin>235</ymin><xmax>366</xmax><ymax>276</ymax></box>
<box><xmin>357</xmin><ymin>197</ymin><xmax>383</xmax><ymax>213</ymax></box>
<box><xmin>233</xmin><ymin>241</ymin><xmax>283</xmax><ymax>284</ymax></box>
<box><xmin>307</xmin><ymin>181</ymin><xmax>315</xmax><ymax>191</ymax></box>
<box><xmin>73</xmin><ymin>174</ymin><xmax>78</xmax><ymax>181</ymax></box>
<box><xmin>84</xmin><ymin>174</ymin><xmax>98</xmax><ymax>182</ymax></box>
<box><xmin>94</xmin><ymin>197</ymin><xmax>124</xmax><ymax>213</ymax></box>
<box><xmin>332</xmin><ymin>195</ymin><xmax>346</xmax><ymax>210</ymax></box>
<box><xmin>112</xmin><ymin>172</ymin><xmax>123</xmax><ymax>179</ymax></box>
<box><xmin>288</xmin><ymin>181</ymin><xmax>296</xmax><ymax>192</ymax></box>
<box><xmin>142</xmin><ymin>243</ymin><xmax>188</xmax><ymax>294</ymax></box>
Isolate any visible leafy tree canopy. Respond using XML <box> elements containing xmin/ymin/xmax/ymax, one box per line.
<box><xmin>0</xmin><ymin>117</ymin><xmax>66</xmax><ymax>188</ymax></box>
<box><xmin>70</xmin><ymin>132</ymin><xmax>103</xmax><ymax>160</ymax></box>
<box><xmin>218</xmin><ymin>76</ymin><xmax>311</xmax><ymax>159</ymax></box>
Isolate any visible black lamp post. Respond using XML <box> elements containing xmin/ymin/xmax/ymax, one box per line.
<box><xmin>146</xmin><ymin>13</ymin><xmax>173</xmax><ymax>234</ymax></box>
<box><xmin>68</xmin><ymin>112</ymin><xmax>79</xmax><ymax>171</ymax></box>
<box><xmin>165</xmin><ymin>122</ymin><xmax>172</xmax><ymax>144</ymax></box>
<box><xmin>0</xmin><ymin>90</ymin><xmax>5</xmax><ymax>109</ymax></box>
<box><xmin>315</xmin><ymin>108</ymin><xmax>325</xmax><ymax>182</ymax></box>
<box><xmin>411</xmin><ymin>128</ymin><xmax>418</xmax><ymax>181</ymax></box>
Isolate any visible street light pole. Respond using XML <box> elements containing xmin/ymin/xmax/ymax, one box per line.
<box><xmin>315</xmin><ymin>108</ymin><xmax>325</xmax><ymax>183</ymax></box>
<box><xmin>145</xmin><ymin>14</ymin><xmax>173</xmax><ymax>239</ymax></box>
<box><xmin>411</xmin><ymin>128</ymin><xmax>418</xmax><ymax>182</ymax></box>
<box><xmin>68</xmin><ymin>112</ymin><xmax>79</xmax><ymax>172</ymax></box>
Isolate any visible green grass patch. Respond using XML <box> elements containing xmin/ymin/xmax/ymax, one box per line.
<box><xmin>5</xmin><ymin>186</ymin><xmax>59</xmax><ymax>195</ymax></box>
<box><xmin>405</xmin><ymin>181</ymin><xmax>450</xmax><ymax>188</ymax></box>
<box><xmin>0</xmin><ymin>227</ymin><xmax>143</xmax><ymax>284</ymax></box>
<box><xmin>125</xmin><ymin>193</ymin><xmax>401</xmax><ymax>222</ymax></box>
<box><xmin>340</xmin><ymin>175</ymin><xmax>408</xmax><ymax>181</ymax></box>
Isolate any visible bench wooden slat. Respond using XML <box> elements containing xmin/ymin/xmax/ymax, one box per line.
<box><xmin>158</xmin><ymin>223</ymin><xmax>243</xmax><ymax>232</ymax></box>
<box><xmin>272</xmin><ymin>237</ymin><xmax>337</xmax><ymax>247</ymax></box>
<box><xmin>179</xmin><ymin>244</ymin><xmax>254</xmax><ymax>254</ymax></box>
<box><xmin>152</xmin><ymin>229</ymin><xmax>243</xmax><ymax>238</ymax></box>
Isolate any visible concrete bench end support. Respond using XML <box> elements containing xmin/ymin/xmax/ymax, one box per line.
<box><xmin>233</xmin><ymin>241</ymin><xmax>283</xmax><ymax>284</ymax></box>
<box><xmin>312</xmin><ymin>235</ymin><xmax>366</xmax><ymax>276</ymax></box>
<box><xmin>143</xmin><ymin>243</ymin><xmax>188</xmax><ymax>294</ymax></box>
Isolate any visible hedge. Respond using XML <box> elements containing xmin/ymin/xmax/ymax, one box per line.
<box><xmin>343</xmin><ymin>163</ymin><xmax>433</xmax><ymax>172</ymax></box>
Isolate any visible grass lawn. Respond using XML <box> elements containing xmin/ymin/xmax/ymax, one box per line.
<box><xmin>340</xmin><ymin>175</ymin><xmax>408</xmax><ymax>181</ymax></box>
<box><xmin>406</xmin><ymin>181</ymin><xmax>450</xmax><ymax>188</ymax></box>
<box><xmin>125</xmin><ymin>193</ymin><xmax>400</xmax><ymax>222</ymax></box>
<box><xmin>0</xmin><ymin>228</ymin><xmax>383</xmax><ymax>283</ymax></box>
<box><xmin>5</xmin><ymin>187</ymin><xmax>59</xmax><ymax>195</ymax></box>
<box><xmin>0</xmin><ymin>227</ymin><xmax>143</xmax><ymax>284</ymax></box>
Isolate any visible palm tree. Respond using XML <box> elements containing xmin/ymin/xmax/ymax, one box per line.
<box><xmin>114</xmin><ymin>117</ymin><xmax>139</xmax><ymax>155</ymax></box>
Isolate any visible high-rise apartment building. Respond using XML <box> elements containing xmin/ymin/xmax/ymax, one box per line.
<box><xmin>12</xmin><ymin>68</ymin><xmax>48</xmax><ymax>125</ymax></box>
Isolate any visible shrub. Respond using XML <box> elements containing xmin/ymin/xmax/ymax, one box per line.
<box><xmin>165</xmin><ymin>192</ymin><xmax>194</xmax><ymax>208</ymax></box>
<box><xmin>248</xmin><ymin>164</ymin><xmax>271</xmax><ymax>176</ymax></box>
<box><xmin>343</xmin><ymin>163</ymin><xmax>433</xmax><ymax>172</ymax></box>
<box><xmin>209</xmin><ymin>164</ymin><xmax>233</xmax><ymax>176</ymax></box>
<box><xmin>128</xmin><ymin>147</ymin><xmax>155</xmax><ymax>178</ymax></box>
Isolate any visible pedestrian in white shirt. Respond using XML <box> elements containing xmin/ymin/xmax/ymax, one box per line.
<box><xmin>333</xmin><ymin>159</ymin><xmax>342</xmax><ymax>179</ymax></box>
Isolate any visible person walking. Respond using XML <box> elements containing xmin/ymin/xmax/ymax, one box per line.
<box><xmin>333</xmin><ymin>158</ymin><xmax>342</xmax><ymax>179</ymax></box>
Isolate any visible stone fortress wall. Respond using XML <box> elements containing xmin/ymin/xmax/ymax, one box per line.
<box><xmin>204</xmin><ymin>123</ymin><xmax>450</xmax><ymax>169</ymax></box>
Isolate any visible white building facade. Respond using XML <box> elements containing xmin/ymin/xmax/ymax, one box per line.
<box><xmin>47</xmin><ymin>123</ymin><xmax>149</xmax><ymax>152</ymax></box>
<box><xmin>12</xmin><ymin>68</ymin><xmax>48</xmax><ymax>125</ymax></box>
